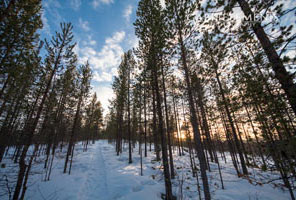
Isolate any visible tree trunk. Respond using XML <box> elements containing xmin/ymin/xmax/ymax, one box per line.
<box><xmin>64</xmin><ymin>95</ymin><xmax>83</xmax><ymax>173</ymax></box>
<box><xmin>162</xmin><ymin>65</ymin><xmax>175</xmax><ymax>179</ymax></box>
<box><xmin>128</xmin><ymin>65</ymin><xmax>132</xmax><ymax>164</ymax></box>
<box><xmin>152</xmin><ymin>60</ymin><xmax>173</xmax><ymax>199</ymax></box>
<box><xmin>151</xmin><ymin>82</ymin><xmax>161</xmax><ymax>161</ymax></box>
<box><xmin>215</xmin><ymin>70</ymin><xmax>248</xmax><ymax>175</ymax></box>
<box><xmin>178</xmin><ymin>30</ymin><xmax>211</xmax><ymax>199</ymax></box>
<box><xmin>144</xmin><ymin>80</ymin><xmax>147</xmax><ymax>157</ymax></box>
<box><xmin>13</xmin><ymin>56</ymin><xmax>60</xmax><ymax>200</ymax></box>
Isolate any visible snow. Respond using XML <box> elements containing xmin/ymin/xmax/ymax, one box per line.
<box><xmin>172</xmin><ymin>151</ymin><xmax>294</xmax><ymax>200</ymax></box>
<box><xmin>0</xmin><ymin>140</ymin><xmax>294</xmax><ymax>200</ymax></box>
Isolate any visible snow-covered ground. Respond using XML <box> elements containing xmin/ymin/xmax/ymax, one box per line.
<box><xmin>0</xmin><ymin>140</ymin><xmax>294</xmax><ymax>200</ymax></box>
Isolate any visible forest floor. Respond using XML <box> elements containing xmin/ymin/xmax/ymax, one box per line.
<box><xmin>0</xmin><ymin>140</ymin><xmax>295</xmax><ymax>200</ymax></box>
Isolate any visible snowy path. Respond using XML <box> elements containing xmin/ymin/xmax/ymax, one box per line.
<box><xmin>25</xmin><ymin>140</ymin><xmax>164</xmax><ymax>200</ymax></box>
<box><xmin>1</xmin><ymin>140</ymin><xmax>293</xmax><ymax>200</ymax></box>
<box><xmin>76</xmin><ymin>143</ymin><xmax>109</xmax><ymax>199</ymax></box>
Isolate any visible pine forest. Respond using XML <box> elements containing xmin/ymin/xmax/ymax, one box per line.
<box><xmin>0</xmin><ymin>0</ymin><xmax>296</xmax><ymax>199</ymax></box>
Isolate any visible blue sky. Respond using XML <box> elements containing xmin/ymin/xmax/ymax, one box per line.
<box><xmin>40</xmin><ymin>0</ymin><xmax>295</xmax><ymax>115</ymax></box>
<box><xmin>41</xmin><ymin>0</ymin><xmax>140</xmax><ymax>114</ymax></box>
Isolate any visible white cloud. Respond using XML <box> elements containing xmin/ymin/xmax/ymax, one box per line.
<box><xmin>44</xmin><ymin>0</ymin><xmax>61</xmax><ymax>8</ymax></box>
<box><xmin>79</xmin><ymin>18</ymin><xmax>90</xmax><ymax>31</ymax></box>
<box><xmin>123</xmin><ymin>5</ymin><xmax>133</xmax><ymax>22</ymax></box>
<box><xmin>82</xmin><ymin>35</ymin><xmax>97</xmax><ymax>46</ymax></box>
<box><xmin>76</xmin><ymin>31</ymin><xmax>126</xmax><ymax>112</ymax></box>
<box><xmin>92</xmin><ymin>0</ymin><xmax>114</xmax><ymax>8</ymax></box>
<box><xmin>80</xmin><ymin>31</ymin><xmax>125</xmax><ymax>70</ymax></box>
<box><xmin>92</xmin><ymin>85</ymin><xmax>115</xmax><ymax>115</ymax></box>
<box><xmin>105</xmin><ymin>31</ymin><xmax>126</xmax><ymax>44</ymax></box>
<box><xmin>77</xmin><ymin>31</ymin><xmax>125</xmax><ymax>82</ymax></box>
<box><xmin>93</xmin><ymin>71</ymin><xmax>113</xmax><ymax>82</ymax></box>
<box><xmin>127</xmin><ymin>34</ymin><xmax>139</xmax><ymax>48</ymax></box>
<box><xmin>42</xmin><ymin>0</ymin><xmax>63</xmax><ymax>28</ymax></box>
<box><xmin>70</xmin><ymin>0</ymin><xmax>81</xmax><ymax>10</ymax></box>
<box><xmin>111</xmin><ymin>67</ymin><xmax>118</xmax><ymax>76</ymax></box>
<box><xmin>41</xmin><ymin>12</ymin><xmax>50</xmax><ymax>35</ymax></box>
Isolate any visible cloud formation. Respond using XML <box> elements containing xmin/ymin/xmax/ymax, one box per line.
<box><xmin>79</xmin><ymin>18</ymin><xmax>90</xmax><ymax>31</ymax></box>
<box><xmin>82</xmin><ymin>35</ymin><xmax>97</xmax><ymax>46</ymax></box>
<box><xmin>41</xmin><ymin>12</ymin><xmax>51</xmax><ymax>35</ymax></box>
<box><xmin>70</xmin><ymin>0</ymin><xmax>81</xmax><ymax>10</ymax></box>
<box><xmin>77</xmin><ymin>31</ymin><xmax>125</xmax><ymax>82</ymax></box>
<box><xmin>92</xmin><ymin>84</ymin><xmax>115</xmax><ymax>115</ymax></box>
<box><xmin>123</xmin><ymin>5</ymin><xmax>133</xmax><ymax>22</ymax></box>
<box><xmin>94</xmin><ymin>71</ymin><xmax>113</xmax><ymax>82</ymax></box>
<box><xmin>92</xmin><ymin>0</ymin><xmax>114</xmax><ymax>8</ymax></box>
<box><xmin>42</xmin><ymin>0</ymin><xmax>63</xmax><ymax>29</ymax></box>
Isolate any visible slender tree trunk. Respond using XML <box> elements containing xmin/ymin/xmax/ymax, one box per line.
<box><xmin>171</xmin><ymin>89</ymin><xmax>183</xmax><ymax>156</ymax></box>
<box><xmin>128</xmin><ymin>66</ymin><xmax>132</xmax><ymax>164</ymax></box>
<box><xmin>173</xmin><ymin>95</ymin><xmax>182</xmax><ymax>156</ymax></box>
<box><xmin>178</xmin><ymin>30</ymin><xmax>210</xmax><ymax>199</ymax></box>
<box><xmin>162</xmin><ymin>65</ymin><xmax>175</xmax><ymax>179</ymax></box>
<box><xmin>195</xmin><ymin>79</ymin><xmax>215</xmax><ymax>162</ymax></box>
<box><xmin>144</xmin><ymin>80</ymin><xmax>147</xmax><ymax>157</ymax></box>
<box><xmin>139</xmin><ymin>90</ymin><xmax>143</xmax><ymax>176</ymax></box>
<box><xmin>152</xmin><ymin>60</ymin><xmax>173</xmax><ymax>199</ymax></box>
<box><xmin>214</xmin><ymin>69</ymin><xmax>248</xmax><ymax>175</ymax></box>
<box><xmin>64</xmin><ymin>94</ymin><xmax>83</xmax><ymax>173</ymax></box>
<box><xmin>151</xmin><ymin>82</ymin><xmax>160</xmax><ymax>161</ymax></box>
<box><xmin>232</xmin><ymin>111</ymin><xmax>249</xmax><ymax>165</ymax></box>
<box><xmin>19</xmin><ymin>144</ymin><xmax>39</xmax><ymax>200</ymax></box>
<box><xmin>13</xmin><ymin>57</ymin><xmax>60</xmax><ymax>200</ymax></box>
<box><xmin>243</xmin><ymin>101</ymin><xmax>266</xmax><ymax>167</ymax></box>
<box><xmin>219</xmin><ymin>108</ymin><xmax>240</xmax><ymax>174</ymax></box>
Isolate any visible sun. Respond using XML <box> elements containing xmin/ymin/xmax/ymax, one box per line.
<box><xmin>174</xmin><ymin>132</ymin><xmax>186</xmax><ymax>140</ymax></box>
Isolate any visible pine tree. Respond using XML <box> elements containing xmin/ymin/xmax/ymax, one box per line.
<box><xmin>13</xmin><ymin>22</ymin><xmax>76</xmax><ymax>200</ymax></box>
<box><xmin>134</xmin><ymin>0</ymin><xmax>174</xmax><ymax>198</ymax></box>
<box><xmin>165</xmin><ymin>0</ymin><xmax>211</xmax><ymax>198</ymax></box>
<box><xmin>64</xmin><ymin>62</ymin><xmax>92</xmax><ymax>174</ymax></box>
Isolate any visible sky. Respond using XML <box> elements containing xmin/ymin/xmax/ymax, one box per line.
<box><xmin>41</xmin><ymin>0</ymin><xmax>140</xmax><ymax>114</ymax></box>
<box><xmin>40</xmin><ymin>0</ymin><xmax>295</xmax><ymax>115</ymax></box>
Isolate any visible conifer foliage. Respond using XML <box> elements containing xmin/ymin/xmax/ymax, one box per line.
<box><xmin>0</xmin><ymin>0</ymin><xmax>296</xmax><ymax>199</ymax></box>
<box><xmin>0</xmin><ymin>1</ymin><xmax>103</xmax><ymax>199</ymax></box>
<box><xmin>106</xmin><ymin>0</ymin><xmax>295</xmax><ymax>199</ymax></box>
